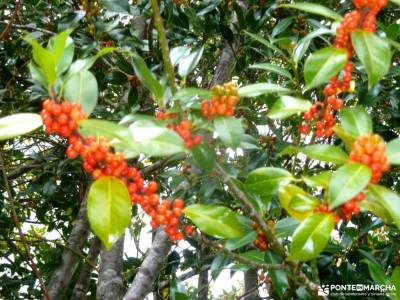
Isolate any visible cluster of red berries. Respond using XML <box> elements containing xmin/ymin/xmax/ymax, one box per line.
<box><xmin>251</xmin><ymin>220</ymin><xmax>274</xmax><ymax>251</ymax></box>
<box><xmin>349</xmin><ymin>134</ymin><xmax>390</xmax><ymax>183</ymax></box>
<box><xmin>41</xmin><ymin>99</ymin><xmax>188</xmax><ymax>241</ymax></box>
<box><xmin>41</xmin><ymin>100</ymin><xmax>86</xmax><ymax>138</ymax></box>
<box><xmin>340</xmin><ymin>192</ymin><xmax>366</xmax><ymax>220</ymax></box>
<box><xmin>315</xmin><ymin>203</ymin><xmax>341</xmax><ymax>223</ymax></box>
<box><xmin>156</xmin><ymin>112</ymin><xmax>203</xmax><ymax>149</ymax></box>
<box><xmin>201</xmin><ymin>82</ymin><xmax>239</xmax><ymax>120</ymax></box>
<box><xmin>300</xmin><ymin>0</ymin><xmax>387</xmax><ymax>138</ymax></box>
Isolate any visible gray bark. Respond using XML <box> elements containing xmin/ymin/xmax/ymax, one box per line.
<box><xmin>46</xmin><ymin>192</ymin><xmax>90</xmax><ymax>299</ymax></box>
<box><xmin>244</xmin><ymin>269</ymin><xmax>260</xmax><ymax>300</ymax></box>
<box><xmin>123</xmin><ymin>229</ymin><xmax>172</xmax><ymax>300</ymax></box>
<box><xmin>96</xmin><ymin>236</ymin><xmax>125</xmax><ymax>300</ymax></box>
<box><xmin>71</xmin><ymin>236</ymin><xmax>102</xmax><ymax>300</ymax></box>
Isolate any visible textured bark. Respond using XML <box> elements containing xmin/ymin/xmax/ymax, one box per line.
<box><xmin>197</xmin><ymin>244</ymin><xmax>209</xmax><ymax>300</ymax></box>
<box><xmin>96</xmin><ymin>236</ymin><xmax>125</xmax><ymax>300</ymax></box>
<box><xmin>123</xmin><ymin>229</ymin><xmax>172</xmax><ymax>300</ymax></box>
<box><xmin>244</xmin><ymin>269</ymin><xmax>259</xmax><ymax>300</ymax></box>
<box><xmin>46</xmin><ymin>192</ymin><xmax>90</xmax><ymax>299</ymax></box>
<box><xmin>71</xmin><ymin>236</ymin><xmax>101</xmax><ymax>300</ymax></box>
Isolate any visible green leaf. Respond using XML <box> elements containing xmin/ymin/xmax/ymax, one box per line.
<box><xmin>68</xmin><ymin>47</ymin><xmax>116</xmax><ymax>75</ymax></box>
<box><xmin>302</xmin><ymin>171</ymin><xmax>332</xmax><ymax>189</ymax></box>
<box><xmin>287</xmin><ymin>213</ymin><xmax>334</xmax><ymax>261</ymax></box>
<box><xmin>213</xmin><ymin>117</ymin><xmax>244</xmax><ymax>148</ymax></box>
<box><xmin>362</xmin><ymin>191</ymin><xmax>393</xmax><ymax>224</ymax></box>
<box><xmin>278</xmin><ymin>3</ymin><xmax>342</xmax><ymax>21</ymax></box>
<box><xmin>233</xmin><ymin>250</ymin><xmax>265</xmax><ymax>270</ymax></box>
<box><xmin>362</xmin><ymin>259</ymin><xmax>390</xmax><ymax>285</ymax></box>
<box><xmin>386</xmin><ymin>138</ymin><xmax>400</xmax><ymax>165</ymax></box>
<box><xmin>47</xmin><ymin>30</ymin><xmax>74</xmax><ymax>74</ymax></box>
<box><xmin>265</xmin><ymin>251</ymin><xmax>289</xmax><ymax>297</ymax></box>
<box><xmin>244</xmin><ymin>168</ymin><xmax>294</xmax><ymax>200</ymax></box>
<box><xmin>329</xmin><ymin>163</ymin><xmax>371</xmax><ymax>209</ymax></box>
<box><xmin>131</xmin><ymin>53</ymin><xmax>164</xmax><ymax>103</ymax></box>
<box><xmin>333</xmin><ymin>124</ymin><xmax>356</xmax><ymax>151</ymax></box>
<box><xmin>369</xmin><ymin>184</ymin><xmax>400</xmax><ymax>230</ymax></box>
<box><xmin>64</xmin><ymin>70</ymin><xmax>98</xmax><ymax>116</ymax></box>
<box><xmin>170</xmin><ymin>46</ymin><xmax>191</xmax><ymax>66</ymax></box>
<box><xmin>278</xmin><ymin>184</ymin><xmax>319</xmax><ymax>221</ymax></box>
<box><xmin>192</xmin><ymin>144</ymin><xmax>216</xmax><ymax>172</ymax></box>
<box><xmin>274</xmin><ymin>217</ymin><xmax>300</xmax><ymax>238</ymax></box>
<box><xmin>238</xmin><ymin>83</ymin><xmax>291</xmax><ymax>98</ymax></box>
<box><xmin>267</xmin><ymin>96</ymin><xmax>312</xmax><ymax>120</ymax></box>
<box><xmin>225</xmin><ymin>231</ymin><xmax>257</xmax><ymax>251</ymax></box>
<box><xmin>178</xmin><ymin>46</ymin><xmax>204</xmax><ymax>78</ymax></box>
<box><xmin>173</xmin><ymin>88</ymin><xmax>211</xmax><ymax>103</ymax></box>
<box><xmin>101</xmin><ymin>0</ymin><xmax>130</xmax><ymax>13</ymax></box>
<box><xmin>351</xmin><ymin>30</ymin><xmax>392</xmax><ymax>88</ymax></box>
<box><xmin>79</xmin><ymin>119</ymin><xmax>139</xmax><ymax>158</ymax></box>
<box><xmin>300</xmin><ymin>145</ymin><xmax>349</xmax><ymax>164</ymax></box>
<box><xmin>128</xmin><ymin>121</ymin><xmax>186</xmax><ymax>157</ymax></box>
<box><xmin>183</xmin><ymin>204</ymin><xmax>243</xmax><ymax>239</ymax></box>
<box><xmin>0</xmin><ymin>113</ymin><xmax>43</xmax><ymax>141</ymax></box>
<box><xmin>391</xmin><ymin>267</ymin><xmax>400</xmax><ymax>300</ymax></box>
<box><xmin>26</xmin><ymin>38</ymin><xmax>57</xmax><ymax>87</ymax></box>
<box><xmin>248</xmin><ymin>63</ymin><xmax>293</xmax><ymax>80</ymax></box>
<box><xmin>304</xmin><ymin>47</ymin><xmax>348</xmax><ymax>89</ymax></box>
<box><xmin>87</xmin><ymin>177</ymin><xmax>131</xmax><ymax>250</ymax></box>
<box><xmin>339</xmin><ymin>106</ymin><xmax>373</xmax><ymax>138</ymax></box>
<box><xmin>244</xmin><ymin>31</ymin><xmax>282</xmax><ymax>55</ymax></box>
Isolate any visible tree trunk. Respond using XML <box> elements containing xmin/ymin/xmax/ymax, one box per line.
<box><xmin>123</xmin><ymin>229</ymin><xmax>172</xmax><ymax>300</ymax></box>
<box><xmin>244</xmin><ymin>269</ymin><xmax>259</xmax><ymax>300</ymax></box>
<box><xmin>96</xmin><ymin>236</ymin><xmax>125</xmax><ymax>300</ymax></box>
<box><xmin>197</xmin><ymin>244</ymin><xmax>209</xmax><ymax>300</ymax></box>
<box><xmin>46</xmin><ymin>191</ymin><xmax>90</xmax><ymax>299</ymax></box>
<box><xmin>71</xmin><ymin>236</ymin><xmax>101</xmax><ymax>300</ymax></box>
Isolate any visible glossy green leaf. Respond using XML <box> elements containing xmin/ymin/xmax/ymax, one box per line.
<box><xmin>192</xmin><ymin>144</ymin><xmax>216</xmax><ymax>172</ymax></box>
<box><xmin>178</xmin><ymin>46</ymin><xmax>204</xmax><ymax>78</ymax></box>
<box><xmin>213</xmin><ymin>117</ymin><xmax>244</xmax><ymax>148</ymax></box>
<box><xmin>279</xmin><ymin>184</ymin><xmax>319</xmax><ymax>221</ymax></box>
<box><xmin>128</xmin><ymin>121</ymin><xmax>186</xmax><ymax>157</ymax></box>
<box><xmin>173</xmin><ymin>87</ymin><xmax>211</xmax><ymax>103</ymax></box>
<box><xmin>183</xmin><ymin>204</ymin><xmax>243</xmax><ymax>239</ymax></box>
<box><xmin>101</xmin><ymin>0</ymin><xmax>130</xmax><ymax>12</ymax></box>
<box><xmin>47</xmin><ymin>30</ymin><xmax>74</xmax><ymax>74</ymax></box>
<box><xmin>238</xmin><ymin>83</ymin><xmax>291</xmax><ymax>98</ymax></box>
<box><xmin>339</xmin><ymin>106</ymin><xmax>373</xmax><ymax>138</ymax></box>
<box><xmin>352</xmin><ymin>30</ymin><xmax>392</xmax><ymax>88</ymax></box>
<box><xmin>68</xmin><ymin>47</ymin><xmax>116</xmax><ymax>75</ymax></box>
<box><xmin>329</xmin><ymin>163</ymin><xmax>371</xmax><ymax>209</ymax></box>
<box><xmin>302</xmin><ymin>171</ymin><xmax>332</xmax><ymax>189</ymax></box>
<box><xmin>274</xmin><ymin>217</ymin><xmax>300</xmax><ymax>238</ymax></box>
<box><xmin>245</xmin><ymin>168</ymin><xmax>294</xmax><ymax>200</ymax></box>
<box><xmin>265</xmin><ymin>251</ymin><xmax>289</xmax><ymax>297</ymax></box>
<box><xmin>268</xmin><ymin>96</ymin><xmax>312</xmax><ymax>119</ymax></box>
<box><xmin>170</xmin><ymin>46</ymin><xmax>191</xmax><ymax>66</ymax></box>
<box><xmin>79</xmin><ymin>119</ymin><xmax>139</xmax><ymax>158</ymax></box>
<box><xmin>278</xmin><ymin>3</ymin><xmax>342</xmax><ymax>21</ymax></box>
<box><xmin>248</xmin><ymin>63</ymin><xmax>292</xmax><ymax>80</ymax></box>
<box><xmin>386</xmin><ymin>138</ymin><xmax>400</xmax><ymax>165</ymax></box>
<box><xmin>300</xmin><ymin>145</ymin><xmax>349</xmax><ymax>164</ymax></box>
<box><xmin>64</xmin><ymin>70</ymin><xmax>98</xmax><ymax>116</ymax></box>
<box><xmin>361</xmin><ymin>191</ymin><xmax>393</xmax><ymax>224</ymax></box>
<box><xmin>304</xmin><ymin>47</ymin><xmax>347</xmax><ymax>89</ymax></box>
<box><xmin>233</xmin><ymin>250</ymin><xmax>265</xmax><ymax>270</ymax></box>
<box><xmin>225</xmin><ymin>231</ymin><xmax>257</xmax><ymax>251</ymax></box>
<box><xmin>287</xmin><ymin>213</ymin><xmax>334</xmax><ymax>261</ymax></box>
<box><xmin>87</xmin><ymin>177</ymin><xmax>131</xmax><ymax>250</ymax></box>
<box><xmin>131</xmin><ymin>53</ymin><xmax>164</xmax><ymax>102</ymax></box>
<box><xmin>362</xmin><ymin>259</ymin><xmax>390</xmax><ymax>285</ymax></box>
<box><xmin>369</xmin><ymin>184</ymin><xmax>400</xmax><ymax>230</ymax></box>
<box><xmin>333</xmin><ymin>124</ymin><xmax>356</xmax><ymax>151</ymax></box>
<box><xmin>243</xmin><ymin>31</ymin><xmax>282</xmax><ymax>55</ymax></box>
<box><xmin>0</xmin><ymin>113</ymin><xmax>43</xmax><ymax>141</ymax></box>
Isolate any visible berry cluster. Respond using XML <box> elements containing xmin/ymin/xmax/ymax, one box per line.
<box><xmin>340</xmin><ymin>192</ymin><xmax>366</xmax><ymax>220</ymax></box>
<box><xmin>315</xmin><ymin>203</ymin><xmax>341</xmax><ymax>223</ymax></box>
<box><xmin>41</xmin><ymin>100</ymin><xmax>86</xmax><ymax>138</ymax></box>
<box><xmin>156</xmin><ymin>112</ymin><xmax>203</xmax><ymax>149</ymax></box>
<box><xmin>349</xmin><ymin>134</ymin><xmax>390</xmax><ymax>183</ymax></box>
<box><xmin>201</xmin><ymin>82</ymin><xmax>239</xmax><ymax>120</ymax></box>
<box><xmin>300</xmin><ymin>0</ymin><xmax>388</xmax><ymax>138</ymax></box>
<box><xmin>251</xmin><ymin>220</ymin><xmax>274</xmax><ymax>251</ymax></box>
<box><xmin>41</xmin><ymin>99</ymin><xmax>188</xmax><ymax>241</ymax></box>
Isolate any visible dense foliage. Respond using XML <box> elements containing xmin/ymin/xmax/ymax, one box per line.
<box><xmin>1</xmin><ymin>0</ymin><xmax>400</xmax><ymax>299</ymax></box>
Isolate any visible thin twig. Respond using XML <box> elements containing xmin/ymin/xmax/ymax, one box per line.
<box><xmin>0</xmin><ymin>0</ymin><xmax>21</xmax><ymax>40</ymax></box>
<box><xmin>0</xmin><ymin>152</ymin><xmax>51</xmax><ymax>300</ymax></box>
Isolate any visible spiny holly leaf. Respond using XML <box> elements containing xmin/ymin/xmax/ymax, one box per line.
<box><xmin>278</xmin><ymin>184</ymin><xmax>319</xmax><ymax>221</ymax></box>
<box><xmin>304</xmin><ymin>47</ymin><xmax>347</xmax><ymax>89</ymax></box>
<box><xmin>300</xmin><ymin>145</ymin><xmax>349</xmax><ymax>164</ymax></box>
<box><xmin>287</xmin><ymin>213</ymin><xmax>334</xmax><ymax>261</ymax></box>
<box><xmin>329</xmin><ymin>163</ymin><xmax>371</xmax><ymax>209</ymax></box>
<box><xmin>339</xmin><ymin>106</ymin><xmax>373</xmax><ymax>138</ymax></box>
<box><xmin>352</xmin><ymin>30</ymin><xmax>392</xmax><ymax>88</ymax></box>
<box><xmin>184</xmin><ymin>204</ymin><xmax>243</xmax><ymax>239</ymax></box>
<box><xmin>0</xmin><ymin>114</ymin><xmax>43</xmax><ymax>142</ymax></box>
<box><xmin>87</xmin><ymin>177</ymin><xmax>132</xmax><ymax>250</ymax></box>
